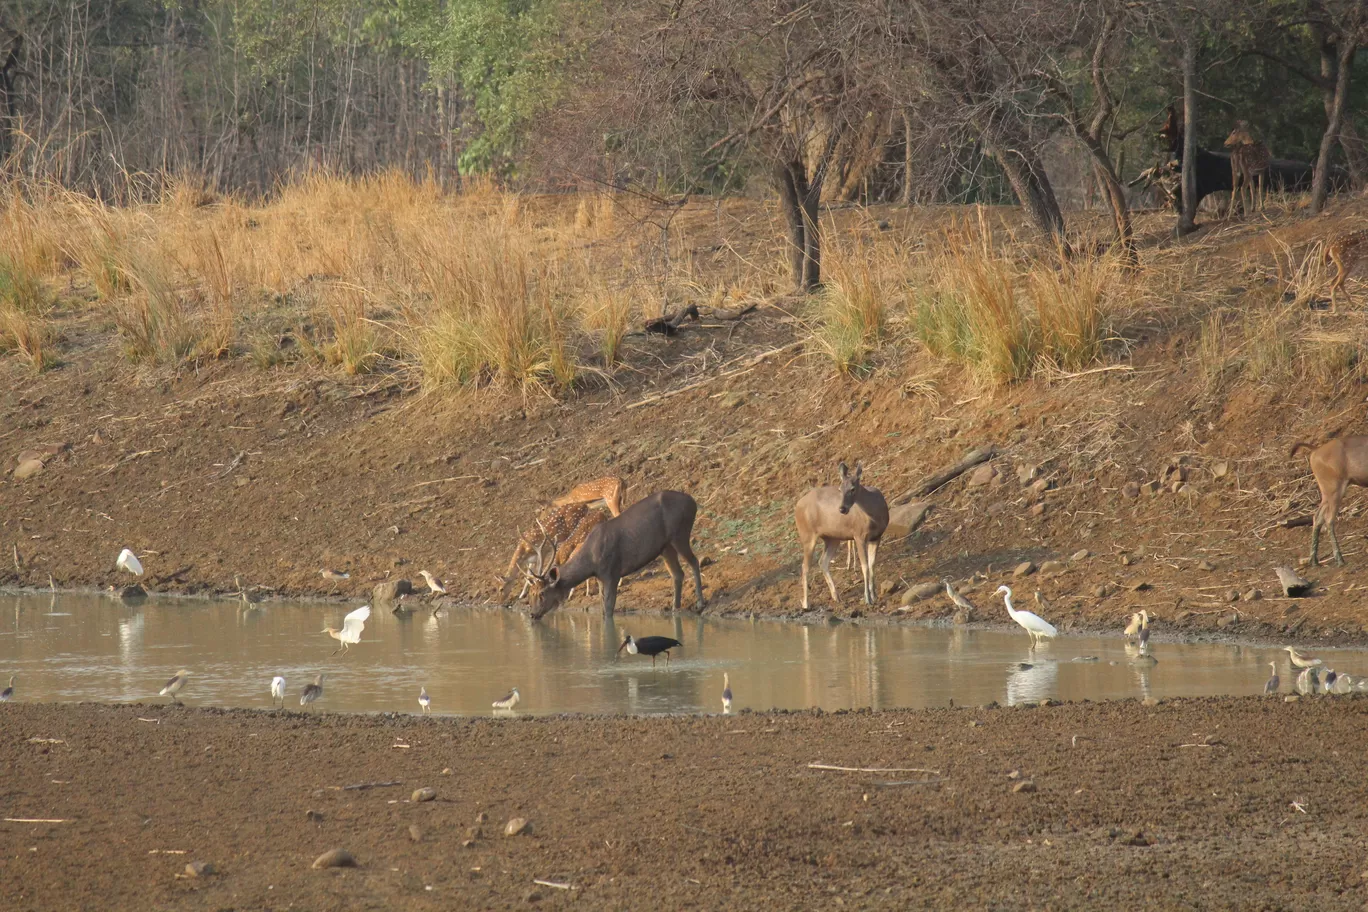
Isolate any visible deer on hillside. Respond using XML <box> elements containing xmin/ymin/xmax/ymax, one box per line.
<box><xmin>499</xmin><ymin>502</ymin><xmax>590</xmax><ymax>598</ymax></box>
<box><xmin>795</xmin><ymin>462</ymin><xmax>889</xmax><ymax>611</ymax></box>
<box><xmin>1326</xmin><ymin>228</ymin><xmax>1368</xmax><ymax>311</ymax></box>
<box><xmin>553</xmin><ymin>476</ymin><xmax>626</xmax><ymax>517</ymax></box>
<box><xmin>523</xmin><ymin>490</ymin><xmax>705</xmax><ymax>620</ymax></box>
<box><xmin>1290</xmin><ymin>436</ymin><xmax>1368</xmax><ymax>566</ymax></box>
<box><xmin>1224</xmin><ymin>121</ymin><xmax>1271</xmax><ymax>217</ymax></box>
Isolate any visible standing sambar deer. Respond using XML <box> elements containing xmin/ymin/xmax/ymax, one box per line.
<box><xmin>795</xmin><ymin>462</ymin><xmax>889</xmax><ymax>611</ymax></box>
<box><xmin>524</xmin><ymin>490</ymin><xmax>705</xmax><ymax>620</ymax></box>
<box><xmin>1290</xmin><ymin>436</ymin><xmax>1368</xmax><ymax>565</ymax></box>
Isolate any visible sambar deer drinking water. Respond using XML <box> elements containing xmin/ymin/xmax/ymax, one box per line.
<box><xmin>1290</xmin><ymin>436</ymin><xmax>1368</xmax><ymax>566</ymax></box>
<box><xmin>795</xmin><ymin>462</ymin><xmax>889</xmax><ymax>611</ymax></box>
<box><xmin>524</xmin><ymin>490</ymin><xmax>705</xmax><ymax>620</ymax></box>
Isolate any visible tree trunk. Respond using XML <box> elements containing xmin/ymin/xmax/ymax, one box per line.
<box><xmin>987</xmin><ymin>140</ymin><xmax>1066</xmax><ymax>241</ymax></box>
<box><xmin>1177</xmin><ymin>39</ymin><xmax>1199</xmax><ymax>236</ymax></box>
<box><xmin>1079</xmin><ymin>141</ymin><xmax>1134</xmax><ymax>258</ymax></box>
<box><xmin>799</xmin><ymin>166</ymin><xmax>822</xmax><ymax>290</ymax></box>
<box><xmin>1318</xmin><ymin>28</ymin><xmax>1367</xmax><ymax>187</ymax></box>
<box><xmin>902</xmin><ymin>109</ymin><xmax>914</xmax><ymax>206</ymax></box>
<box><xmin>774</xmin><ymin>161</ymin><xmax>808</xmax><ymax>292</ymax></box>
<box><xmin>1312</xmin><ymin>36</ymin><xmax>1356</xmax><ymax>214</ymax></box>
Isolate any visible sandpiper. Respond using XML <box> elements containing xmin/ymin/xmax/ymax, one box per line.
<box><xmin>722</xmin><ymin>673</ymin><xmax>733</xmax><ymax>714</ymax></box>
<box><xmin>419</xmin><ymin>687</ymin><xmax>431</xmax><ymax>714</ymax></box>
<box><xmin>160</xmin><ymin>669</ymin><xmax>189</xmax><ymax>704</ymax></box>
<box><xmin>492</xmin><ymin>687</ymin><xmax>521</xmax><ymax>710</ymax></box>
<box><xmin>300</xmin><ymin>674</ymin><xmax>324</xmax><ymax>708</ymax></box>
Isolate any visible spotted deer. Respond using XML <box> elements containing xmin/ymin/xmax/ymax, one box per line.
<box><xmin>500</xmin><ymin>502</ymin><xmax>590</xmax><ymax>598</ymax></box>
<box><xmin>1326</xmin><ymin>228</ymin><xmax>1368</xmax><ymax>311</ymax></box>
<box><xmin>553</xmin><ymin>475</ymin><xmax>626</xmax><ymax>517</ymax></box>
<box><xmin>1224</xmin><ymin>121</ymin><xmax>1270</xmax><ymax>217</ymax></box>
<box><xmin>542</xmin><ymin>507</ymin><xmax>613</xmax><ymax>600</ymax></box>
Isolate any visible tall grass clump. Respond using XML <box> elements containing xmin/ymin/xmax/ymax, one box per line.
<box><xmin>0</xmin><ymin>255</ymin><xmax>55</xmax><ymax>371</ymax></box>
<box><xmin>112</xmin><ymin>245</ymin><xmax>198</xmax><ymax>364</ymax></box>
<box><xmin>315</xmin><ymin>284</ymin><xmax>383</xmax><ymax>375</ymax></box>
<box><xmin>812</xmin><ymin>247</ymin><xmax>890</xmax><ymax>376</ymax></box>
<box><xmin>1029</xmin><ymin>255</ymin><xmax>1111</xmax><ymax>371</ymax></box>
<box><xmin>577</xmin><ymin>276</ymin><xmax>636</xmax><ymax>367</ymax></box>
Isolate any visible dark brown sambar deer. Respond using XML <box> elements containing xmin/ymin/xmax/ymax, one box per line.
<box><xmin>794</xmin><ymin>462</ymin><xmax>889</xmax><ymax>610</ymax></box>
<box><xmin>525</xmin><ymin>490</ymin><xmax>705</xmax><ymax>620</ymax></box>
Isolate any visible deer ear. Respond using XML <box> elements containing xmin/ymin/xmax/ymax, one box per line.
<box><xmin>853</xmin><ymin>462</ymin><xmax>863</xmax><ymax>481</ymax></box>
<box><xmin>838</xmin><ymin>461</ymin><xmax>849</xmax><ymax>479</ymax></box>
<box><xmin>547</xmin><ymin>567</ymin><xmax>560</xmax><ymax>585</ymax></box>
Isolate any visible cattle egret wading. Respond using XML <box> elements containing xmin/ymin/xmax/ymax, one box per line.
<box><xmin>116</xmin><ymin>548</ymin><xmax>144</xmax><ymax>576</ymax></box>
<box><xmin>995</xmin><ymin>586</ymin><xmax>1057</xmax><ymax>648</ymax></box>
<box><xmin>323</xmin><ymin>605</ymin><xmax>370</xmax><ymax>656</ymax></box>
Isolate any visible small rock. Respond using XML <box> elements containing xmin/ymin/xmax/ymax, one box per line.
<box><xmin>1174</xmin><ymin>610</ymin><xmax>1193</xmax><ymax>624</ymax></box>
<box><xmin>1197</xmin><ymin>560</ymin><xmax>1215</xmax><ymax>571</ymax></box>
<box><xmin>967</xmin><ymin>465</ymin><xmax>996</xmax><ymax>487</ymax></box>
<box><xmin>475</xmin><ymin>811</ymin><xmax>488</xmax><ymax>823</ymax></box>
<box><xmin>719</xmin><ymin>391</ymin><xmax>746</xmax><ymax>409</ymax></box>
<box><xmin>1028</xmin><ymin>503</ymin><xmax>1046</xmax><ymax>517</ymax></box>
<box><xmin>1016</xmin><ymin>464</ymin><xmax>1039</xmax><ymax>484</ymax></box>
<box><xmin>968</xmin><ymin>720</ymin><xmax>981</xmax><ymax>728</ymax></box>
<box><xmin>1122</xmin><ymin>829</ymin><xmax>1151</xmax><ymax>847</ymax></box>
<box><xmin>1276</xmin><ymin>566</ymin><xmax>1312</xmax><ymax>598</ymax></box>
<box><xmin>1121</xmin><ymin>482</ymin><xmax>1140</xmax><ymax>498</ymax></box>
<box><xmin>1174</xmin><ymin>483</ymin><xmax>1189</xmax><ymax>495</ymax></box>
<box><xmin>312</xmin><ymin>849</ymin><xmax>358</xmax><ymax>869</ymax></box>
<box><xmin>1006</xmin><ymin>769</ymin><xmax>1022</xmax><ymax>780</ymax></box>
<box><xmin>305</xmin><ymin>809</ymin><xmax>324</xmax><ymax>822</ymax></box>
<box><xmin>1013</xmin><ymin>561</ymin><xmax>1036</xmax><ymax>577</ymax></box>
<box><xmin>1212</xmin><ymin>461</ymin><xmax>1229</xmax><ymax>478</ymax></box>
<box><xmin>1011</xmin><ymin>780</ymin><xmax>1036</xmax><ymax>794</ymax></box>
<box><xmin>409</xmin><ymin>825</ymin><xmax>423</xmax><ymax>842</ymax></box>
<box><xmin>411</xmin><ymin>787</ymin><xmax>436</xmax><ymax>803</ymax></box>
<box><xmin>1120</xmin><ymin>554</ymin><xmax>1132</xmax><ymax>566</ymax></box>
<box><xmin>119</xmin><ymin>585</ymin><xmax>147</xmax><ymax>601</ymax></box>
<box><xmin>878</xmin><ymin>579</ymin><xmax>899</xmax><ymax>597</ymax></box>
<box><xmin>1071</xmin><ymin>549</ymin><xmax>1090</xmax><ymax>561</ymax></box>
<box><xmin>1242</xmin><ymin>588</ymin><xmax>1262</xmax><ymax>602</ymax></box>
<box><xmin>524</xmin><ymin>890</ymin><xmax>544</xmax><ymax>904</ymax></box>
<box><xmin>1039</xmin><ymin>560</ymin><xmax>1066</xmax><ymax>575</ymax></box>
<box><xmin>1226</xmin><ymin>589</ymin><xmax>1240</xmax><ymax>603</ymax></box>
<box><xmin>1094</xmin><ymin>584</ymin><xmax>1110</xmax><ymax>598</ymax></box>
<box><xmin>1217</xmin><ymin>613</ymin><xmax>1238</xmax><ymax>628</ymax></box>
<box><xmin>184</xmin><ymin>861</ymin><xmax>216</xmax><ymax>878</ymax></box>
<box><xmin>1285</xmin><ymin>694</ymin><xmax>1300</xmax><ymax>703</ymax></box>
<box><xmin>12</xmin><ymin>458</ymin><xmax>44</xmax><ymax>480</ymax></box>
<box><xmin>441</xmin><ymin>768</ymin><xmax>453</xmax><ymax>776</ymax></box>
<box><xmin>372</xmin><ymin>578</ymin><xmax>415</xmax><ymax>605</ymax></box>
<box><xmin>1142</xmin><ymin>697</ymin><xmax>1160</xmax><ymax>707</ymax></box>
<box><xmin>504</xmin><ymin>817</ymin><xmax>531</xmax><ymax>837</ymax></box>
<box><xmin>901</xmin><ymin>581</ymin><xmax>941</xmax><ymax>605</ymax></box>
<box><xmin>1127</xmin><ymin>580</ymin><xmax>1150</xmax><ymax>592</ymax></box>
<box><xmin>1029</xmin><ymin>477</ymin><xmax>1051</xmax><ymax>495</ymax></box>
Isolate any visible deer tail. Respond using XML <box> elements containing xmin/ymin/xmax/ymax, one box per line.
<box><xmin>1289</xmin><ymin>440</ymin><xmax>1318</xmax><ymax>458</ymax></box>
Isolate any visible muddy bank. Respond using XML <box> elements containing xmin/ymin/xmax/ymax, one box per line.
<box><xmin>2</xmin><ymin>699</ymin><xmax>1366</xmax><ymax>910</ymax></box>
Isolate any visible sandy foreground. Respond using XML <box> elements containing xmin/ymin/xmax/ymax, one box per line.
<box><xmin>1</xmin><ymin>699</ymin><xmax>1366</xmax><ymax>910</ymax></box>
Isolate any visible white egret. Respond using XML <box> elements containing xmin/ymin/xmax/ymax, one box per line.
<box><xmin>995</xmin><ymin>585</ymin><xmax>1057</xmax><ymax>648</ymax></box>
<box><xmin>722</xmin><ymin>673</ymin><xmax>733</xmax><ymax>714</ymax></box>
<box><xmin>270</xmin><ymin>676</ymin><xmax>286</xmax><ymax>708</ymax></box>
<box><xmin>1284</xmin><ymin>646</ymin><xmax>1323</xmax><ymax>669</ymax></box>
<box><xmin>492</xmin><ymin>687</ymin><xmax>520</xmax><ymax>710</ymax></box>
<box><xmin>301</xmin><ymin>674</ymin><xmax>324</xmax><ymax>707</ymax></box>
<box><xmin>323</xmin><ymin>604</ymin><xmax>370</xmax><ymax>656</ymax></box>
<box><xmin>160</xmin><ymin>669</ymin><xmax>190</xmax><ymax>703</ymax></box>
<box><xmin>116</xmin><ymin>548</ymin><xmax>144</xmax><ymax>576</ymax></box>
<box><xmin>418</xmin><ymin>571</ymin><xmax>447</xmax><ymax>596</ymax></box>
<box><xmin>1</xmin><ymin>675</ymin><xmax>14</xmax><ymax>701</ymax></box>
<box><xmin>1264</xmin><ymin>661</ymin><xmax>1279</xmax><ymax>695</ymax></box>
<box><xmin>419</xmin><ymin>687</ymin><xmax>431</xmax><ymax>714</ymax></box>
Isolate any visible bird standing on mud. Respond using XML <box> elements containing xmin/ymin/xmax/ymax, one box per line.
<box><xmin>944</xmin><ymin>580</ymin><xmax>975</xmax><ymax>623</ymax></box>
<box><xmin>323</xmin><ymin>604</ymin><xmax>371</xmax><ymax>656</ymax></box>
<box><xmin>301</xmin><ymin>674</ymin><xmax>324</xmax><ymax>708</ymax></box>
<box><xmin>418</xmin><ymin>571</ymin><xmax>447</xmax><ymax>596</ymax></box>
<box><xmin>492</xmin><ymin>687</ymin><xmax>520</xmax><ymax>711</ymax></box>
<box><xmin>270</xmin><ymin>675</ymin><xmax>286</xmax><ymax>708</ymax></box>
<box><xmin>419</xmin><ymin>687</ymin><xmax>431</xmax><ymax>714</ymax></box>
<box><xmin>995</xmin><ymin>586</ymin><xmax>1057</xmax><ymax>649</ymax></box>
<box><xmin>160</xmin><ymin>670</ymin><xmax>189</xmax><ymax>704</ymax></box>
<box><xmin>116</xmin><ymin>548</ymin><xmax>144</xmax><ymax>577</ymax></box>
<box><xmin>1264</xmin><ymin>662</ymin><xmax>1280</xmax><ymax>695</ymax></box>
<box><xmin>1</xmin><ymin>675</ymin><xmax>14</xmax><ymax>702</ymax></box>
<box><xmin>618</xmin><ymin>634</ymin><xmax>684</xmax><ymax>668</ymax></box>
<box><xmin>1284</xmin><ymin>646</ymin><xmax>1323</xmax><ymax>670</ymax></box>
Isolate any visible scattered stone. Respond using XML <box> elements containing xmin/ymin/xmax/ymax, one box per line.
<box><xmin>1028</xmin><ymin>477</ymin><xmax>1051</xmax><ymax>495</ymax></box>
<box><xmin>1142</xmin><ymin>697</ymin><xmax>1160</xmax><ymax>707</ymax></box>
<box><xmin>312</xmin><ymin>849</ymin><xmax>358</xmax><ymax>869</ymax></box>
<box><xmin>441</xmin><ymin>768</ymin><xmax>453</xmax><ymax>776</ymax></box>
<box><xmin>372</xmin><ymin>578</ymin><xmax>415</xmax><ymax>605</ymax></box>
<box><xmin>718</xmin><ymin>391</ymin><xmax>746</xmax><ymax>409</ymax></box>
<box><xmin>1017</xmin><ymin>464</ymin><xmax>1040</xmax><ymax>484</ymax></box>
<box><xmin>1175</xmin><ymin>483</ymin><xmax>1190</xmax><ymax>495</ymax></box>
<box><xmin>1276</xmin><ymin>566</ymin><xmax>1312</xmax><ymax>598</ymax></box>
<box><xmin>504</xmin><ymin>817</ymin><xmax>531</xmax><ymax>837</ymax></box>
<box><xmin>1242</xmin><ymin>588</ymin><xmax>1262</xmax><ymax>602</ymax></box>
<box><xmin>1196</xmin><ymin>560</ymin><xmax>1215</xmax><ymax>571</ymax></box>
<box><xmin>1011</xmin><ymin>780</ymin><xmax>1037</xmax><ymax>794</ymax></box>
<box><xmin>1121</xmin><ymin>482</ymin><xmax>1140</xmax><ymax>498</ymax></box>
<box><xmin>1071</xmin><ymin>549</ymin><xmax>1090</xmax><ymax>561</ymax></box>
<box><xmin>12</xmin><ymin>459</ymin><xmax>44</xmax><ymax>480</ymax></box>
<box><xmin>409</xmin><ymin>825</ymin><xmax>423</xmax><ymax>842</ymax></box>
<box><xmin>967</xmin><ymin>465</ymin><xmax>996</xmax><ymax>487</ymax></box>
<box><xmin>1285</xmin><ymin>695</ymin><xmax>1300</xmax><ymax>703</ymax></box>
<box><xmin>901</xmin><ymin>581</ymin><xmax>941</xmax><ymax>605</ymax></box>
<box><xmin>1094</xmin><ymin>584</ymin><xmax>1110</xmax><ymax>599</ymax></box>
<box><xmin>1212</xmin><ymin>461</ymin><xmax>1230</xmax><ymax>478</ymax></box>
<box><xmin>1174</xmin><ymin>610</ymin><xmax>1193</xmax><ymax>624</ymax></box>
<box><xmin>878</xmin><ymin>579</ymin><xmax>899</xmax><ymax>597</ymax></box>
<box><xmin>119</xmin><ymin>585</ymin><xmax>147</xmax><ymax>601</ymax></box>
<box><xmin>1028</xmin><ymin>503</ymin><xmax>1046</xmax><ymax>517</ymax></box>
<box><xmin>1141</xmin><ymin>480</ymin><xmax>1160</xmax><ymax>495</ymax></box>
<box><xmin>184</xmin><ymin>861</ymin><xmax>216</xmax><ymax>878</ymax></box>
<box><xmin>1217</xmin><ymin>613</ymin><xmax>1238</xmax><ymax>629</ymax></box>
<box><xmin>476</xmin><ymin>811</ymin><xmax>488</xmax><ymax>823</ymax></box>
<box><xmin>1122</xmin><ymin>829</ymin><xmax>1152</xmax><ymax>847</ymax></box>
<box><xmin>305</xmin><ymin>809</ymin><xmax>324</xmax><ymax>822</ymax></box>
<box><xmin>1013</xmin><ymin>561</ymin><xmax>1036</xmax><ymax>577</ymax></box>
<box><xmin>411</xmin><ymin>787</ymin><xmax>437</xmax><ymax>803</ymax></box>
<box><xmin>1120</xmin><ymin>554</ymin><xmax>1132</xmax><ymax>566</ymax></box>
<box><xmin>524</xmin><ymin>890</ymin><xmax>544</xmax><ymax>904</ymax></box>
<box><xmin>1127</xmin><ymin>580</ymin><xmax>1151</xmax><ymax>592</ymax></box>
<box><xmin>968</xmin><ymin>720</ymin><xmax>981</xmax><ymax>728</ymax></box>
<box><xmin>1226</xmin><ymin>589</ymin><xmax>1240</xmax><ymax>602</ymax></box>
<box><xmin>1039</xmin><ymin>560</ymin><xmax>1066</xmax><ymax>576</ymax></box>
<box><xmin>1006</xmin><ymin>769</ymin><xmax>1022</xmax><ymax>780</ymax></box>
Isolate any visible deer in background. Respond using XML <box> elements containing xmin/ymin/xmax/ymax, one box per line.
<box><xmin>1225</xmin><ymin>121</ymin><xmax>1271</xmax><ymax>217</ymax></box>
<box><xmin>553</xmin><ymin>475</ymin><xmax>625</xmax><ymax>517</ymax></box>
<box><xmin>1290</xmin><ymin>436</ymin><xmax>1368</xmax><ymax>566</ymax></box>
<box><xmin>1326</xmin><ymin>228</ymin><xmax>1368</xmax><ymax>311</ymax></box>
<box><xmin>795</xmin><ymin>462</ymin><xmax>889</xmax><ymax>611</ymax></box>
<box><xmin>524</xmin><ymin>490</ymin><xmax>705</xmax><ymax>620</ymax></box>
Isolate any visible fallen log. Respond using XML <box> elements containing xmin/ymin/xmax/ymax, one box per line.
<box><xmin>894</xmin><ymin>446</ymin><xmax>997</xmax><ymax>504</ymax></box>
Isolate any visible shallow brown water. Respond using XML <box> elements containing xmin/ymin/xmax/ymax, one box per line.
<box><xmin>1</xmin><ymin>590</ymin><xmax>1366</xmax><ymax>714</ymax></box>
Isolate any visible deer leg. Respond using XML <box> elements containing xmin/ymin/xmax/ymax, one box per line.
<box><xmin>661</xmin><ymin>546</ymin><xmax>685</xmax><ymax>613</ymax></box>
<box><xmin>800</xmin><ymin>536</ymin><xmax>813</xmax><ymax>612</ymax></box>
<box><xmin>865</xmin><ymin>539</ymin><xmax>880</xmax><ymax>604</ymax></box>
<box><xmin>673</xmin><ymin>536</ymin><xmax>706</xmax><ymax>611</ymax></box>
<box><xmin>1310</xmin><ymin>505</ymin><xmax>1323</xmax><ymax>566</ymax></box>
<box><xmin>599</xmin><ymin>574</ymin><xmax>620</xmax><ymax>617</ymax></box>
<box><xmin>820</xmin><ymin>539</ymin><xmax>841</xmax><ymax>605</ymax></box>
<box><xmin>852</xmin><ymin>536</ymin><xmax>872</xmax><ymax>605</ymax></box>
<box><xmin>1328</xmin><ymin>479</ymin><xmax>1348</xmax><ymax>566</ymax></box>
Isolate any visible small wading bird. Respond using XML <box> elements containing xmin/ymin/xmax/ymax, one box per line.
<box><xmin>1</xmin><ymin>675</ymin><xmax>14</xmax><ymax>702</ymax></box>
<box><xmin>1264</xmin><ymin>661</ymin><xmax>1280</xmax><ymax>695</ymax></box>
<box><xmin>419</xmin><ymin>687</ymin><xmax>431</xmax><ymax>714</ymax></box>
<box><xmin>492</xmin><ymin>687</ymin><xmax>521</xmax><ymax>710</ymax></box>
<box><xmin>160</xmin><ymin>669</ymin><xmax>190</xmax><ymax>704</ymax></box>
<box><xmin>301</xmin><ymin>674</ymin><xmax>324</xmax><ymax>708</ymax></box>
<box><xmin>323</xmin><ymin>604</ymin><xmax>371</xmax><ymax>656</ymax></box>
<box><xmin>618</xmin><ymin>633</ymin><xmax>684</xmax><ymax>668</ymax></box>
<box><xmin>418</xmin><ymin>571</ymin><xmax>447</xmax><ymax>596</ymax></box>
<box><xmin>270</xmin><ymin>675</ymin><xmax>286</xmax><ymax>708</ymax></box>
<box><xmin>1324</xmin><ymin>669</ymin><xmax>1338</xmax><ymax>690</ymax></box>
<box><xmin>1124</xmin><ymin>610</ymin><xmax>1150</xmax><ymax>642</ymax></box>
<box><xmin>1296</xmin><ymin>666</ymin><xmax>1320</xmax><ymax>696</ymax></box>
<box><xmin>116</xmin><ymin>548</ymin><xmax>144</xmax><ymax>576</ymax></box>
<box><xmin>1284</xmin><ymin>646</ymin><xmax>1323</xmax><ymax>669</ymax></box>
<box><xmin>722</xmin><ymin>673</ymin><xmax>733</xmax><ymax>714</ymax></box>
<box><xmin>995</xmin><ymin>586</ymin><xmax>1057</xmax><ymax>649</ymax></box>
<box><xmin>944</xmin><ymin>580</ymin><xmax>976</xmax><ymax>623</ymax></box>
<box><xmin>320</xmin><ymin>569</ymin><xmax>350</xmax><ymax>582</ymax></box>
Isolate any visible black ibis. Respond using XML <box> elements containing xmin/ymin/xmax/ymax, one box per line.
<box><xmin>419</xmin><ymin>687</ymin><xmax>431</xmax><ymax>714</ymax></box>
<box><xmin>618</xmin><ymin>634</ymin><xmax>682</xmax><ymax>667</ymax></box>
<box><xmin>722</xmin><ymin>673</ymin><xmax>732</xmax><ymax>713</ymax></box>
<box><xmin>301</xmin><ymin>674</ymin><xmax>324</xmax><ymax>707</ymax></box>
<box><xmin>493</xmin><ymin>687</ymin><xmax>521</xmax><ymax>710</ymax></box>
<box><xmin>1</xmin><ymin>675</ymin><xmax>14</xmax><ymax>702</ymax></box>
<box><xmin>160</xmin><ymin>669</ymin><xmax>189</xmax><ymax>703</ymax></box>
